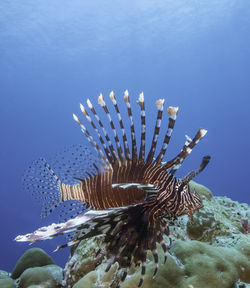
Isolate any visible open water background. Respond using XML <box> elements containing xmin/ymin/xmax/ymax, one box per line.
<box><xmin>0</xmin><ymin>0</ymin><xmax>250</xmax><ymax>271</ymax></box>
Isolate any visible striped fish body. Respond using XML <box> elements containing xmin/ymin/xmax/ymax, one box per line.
<box><xmin>19</xmin><ymin>90</ymin><xmax>210</xmax><ymax>287</ymax></box>
<box><xmin>60</xmin><ymin>161</ymin><xmax>160</xmax><ymax>208</ymax></box>
<box><xmin>60</xmin><ymin>155</ymin><xmax>205</xmax><ymax>219</ymax></box>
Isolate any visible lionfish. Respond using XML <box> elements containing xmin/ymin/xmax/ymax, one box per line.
<box><xmin>16</xmin><ymin>90</ymin><xmax>210</xmax><ymax>287</ymax></box>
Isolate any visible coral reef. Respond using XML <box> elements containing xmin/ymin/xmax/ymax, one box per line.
<box><xmin>67</xmin><ymin>239</ymin><xmax>250</xmax><ymax>288</ymax></box>
<box><xmin>0</xmin><ymin>270</ymin><xmax>9</xmax><ymax>279</ymax></box>
<box><xmin>19</xmin><ymin>264</ymin><xmax>63</xmax><ymax>288</ymax></box>
<box><xmin>1</xmin><ymin>181</ymin><xmax>249</xmax><ymax>288</ymax></box>
<box><xmin>64</xmin><ymin>181</ymin><xmax>250</xmax><ymax>288</ymax></box>
<box><xmin>0</xmin><ymin>278</ymin><xmax>16</xmax><ymax>288</ymax></box>
<box><xmin>0</xmin><ymin>270</ymin><xmax>15</xmax><ymax>288</ymax></box>
<box><xmin>12</xmin><ymin>248</ymin><xmax>55</xmax><ymax>279</ymax></box>
<box><xmin>0</xmin><ymin>249</ymin><xmax>62</xmax><ymax>288</ymax></box>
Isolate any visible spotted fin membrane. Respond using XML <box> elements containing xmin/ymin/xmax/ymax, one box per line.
<box><xmin>16</xmin><ymin>91</ymin><xmax>210</xmax><ymax>287</ymax></box>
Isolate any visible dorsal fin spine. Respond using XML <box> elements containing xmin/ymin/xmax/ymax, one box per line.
<box><xmin>110</xmin><ymin>91</ymin><xmax>131</xmax><ymax>162</ymax></box>
<box><xmin>124</xmin><ymin>90</ymin><xmax>138</xmax><ymax>164</ymax></box>
<box><xmin>72</xmin><ymin>114</ymin><xmax>107</xmax><ymax>164</ymax></box>
<box><xmin>79</xmin><ymin>104</ymin><xmax>112</xmax><ymax>165</ymax></box>
<box><xmin>98</xmin><ymin>93</ymin><xmax>125</xmax><ymax>165</ymax></box>
<box><xmin>86</xmin><ymin>98</ymin><xmax>119</xmax><ymax>166</ymax></box>
<box><xmin>155</xmin><ymin>106</ymin><xmax>179</xmax><ymax>164</ymax></box>
<box><xmin>168</xmin><ymin>134</ymin><xmax>192</xmax><ymax>175</ymax></box>
<box><xmin>137</xmin><ymin>92</ymin><xmax>146</xmax><ymax>163</ymax></box>
<box><xmin>181</xmin><ymin>155</ymin><xmax>211</xmax><ymax>185</ymax></box>
<box><xmin>146</xmin><ymin>99</ymin><xmax>165</xmax><ymax>164</ymax></box>
<box><xmin>163</xmin><ymin>128</ymin><xmax>207</xmax><ymax>169</ymax></box>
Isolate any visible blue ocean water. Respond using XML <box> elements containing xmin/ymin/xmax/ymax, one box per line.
<box><xmin>0</xmin><ymin>0</ymin><xmax>250</xmax><ymax>272</ymax></box>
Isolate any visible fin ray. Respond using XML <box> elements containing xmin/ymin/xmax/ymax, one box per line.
<box><xmin>146</xmin><ymin>99</ymin><xmax>165</xmax><ymax>164</ymax></box>
<box><xmin>124</xmin><ymin>90</ymin><xmax>138</xmax><ymax>164</ymax></box>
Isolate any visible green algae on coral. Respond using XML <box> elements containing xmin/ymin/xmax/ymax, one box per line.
<box><xmin>11</xmin><ymin>248</ymin><xmax>55</xmax><ymax>280</ymax></box>
<box><xmin>68</xmin><ymin>238</ymin><xmax>250</xmax><ymax>288</ymax></box>
<box><xmin>187</xmin><ymin>195</ymin><xmax>250</xmax><ymax>243</ymax></box>
<box><xmin>189</xmin><ymin>180</ymin><xmax>213</xmax><ymax>200</ymax></box>
<box><xmin>0</xmin><ymin>278</ymin><xmax>16</xmax><ymax>288</ymax></box>
<box><xmin>18</xmin><ymin>264</ymin><xmax>63</xmax><ymax>288</ymax></box>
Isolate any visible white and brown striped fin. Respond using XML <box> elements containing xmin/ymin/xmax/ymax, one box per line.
<box><xmin>98</xmin><ymin>93</ymin><xmax>125</xmax><ymax>164</ymax></box>
<box><xmin>163</xmin><ymin>128</ymin><xmax>208</xmax><ymax>170</ymax></box>
<box><xmin>109</xmin><ymin>91</ymin><xmax>131</xmax><ymax>161</ymax></box>
<box><xmin>58</xmin><ymin>200</ymin><xmax>88</xmax><ymax>242</ymax></box>
<box><xmin>124</xmin><ymin>90</ymin><xmax>138</xmax><ymax>164</ymax></box>
<box><xmin>87</xmin><ymin>98</ymin><xmax>119</xmax><ymax>166</ymax></box>
<box><xmin>120</xmin><ymin>268</ymin><xmax>128</xmax><ymax>282</ymax></box>
<box><xmin>19</xmin><ymin>90</ymin><xmax>211</xmax><ymax>288</ymax></box>
<box><xmin>155</xmin><ymin>106</ymin><xmax>179</xmax><ymax>165</ymax></box>
<box><xmin>160</xmin><ymin>238</ymin><xmax>168</xmax><ymax>264</ymax></box>
<box><xmin>79</xmin><ymin>103</ymin><xmax>113</xmax><ymax>165</ymax></box>
<box><xmin>73</xmin><ymin>114</ymin><xmax>99</xmax><ymax>152</ymax></box>
<box><xmin>146</xmin><ymin>99</ymin><xmax>165</xmax><ymax>164</ymax></box>
<box><xmin>52</xmin><ymin>144</ymin><xmax>103</xmax><ymax>183</ymax></box>
<box><xmin>15</xmin><ymin>209</ymin><xmax>111</xmax><ymax>243</ymax></box>
<box><xmin>105</xmin><ymin>256</ymin><xmax>116</xmax><ymax>273</ymax></box>
<box><xmin>55</xmin><ymin>207</ymin><xmax>127</xmax><ymax>249</ymax></box>
<box><xmin>138</xmin><ymin>259</ymin><xmax>147</xmax><ymax>287</ymax></box>
<box><xmin>137</xmin><ymin>92</ymin><xmax>146</xmax><ymax>163</ymax></box>
<box><xmin>17</xmin><ymin>196</ymin><xmax>173</xmax><ymax>288</ymax></box>
<box><xmin>169</xmin><ymin>134</ymin><xmax>191</xmax><ymax>175</ymax></box>
<box><xmin>72</xmin><ymin>113</ymin><xmax>108</xmax><ymax>166</ymax></box>
<box><xmin>181</xmin><ymin>155</ymin><xmax>211</xmax><ymax>185</ymax></box>
<box><xmin>152</xmin><ymin>246</ymin><xmax>159</xmax><ymax>278</ymax></box>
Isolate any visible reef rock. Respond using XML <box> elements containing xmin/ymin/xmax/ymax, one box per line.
<box><xmin>11</xmin><ymin>248</ymin><xmax>55</xmax><ymax>279</ymax></box>
<box><xmin>0</xmin><ymin>277</ymin><xmax>16</xmax><ymax>288</ymax></box>
<box><xmin>63</xmin><ymin>181</ymin><xmax>250</xmax><ymax>288</ymax></box>
<box><xmin>0</xmin><ymin>270</ymin><xmax>15</xmax><ymax>288</ymax></box>
<box><xmin>18</xmin><ymin>264</ymin><xmax>63</xmax><ymax>288</ymax></box>
<box><xmin>0</xmin><ymin>270</ymin><xmax>9</xmax><ymax>280</ymax></box>
<box><xmin>189</xmin><ymin>180</ymin><xmax>213</xmax><ymax>200</ymax></box>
